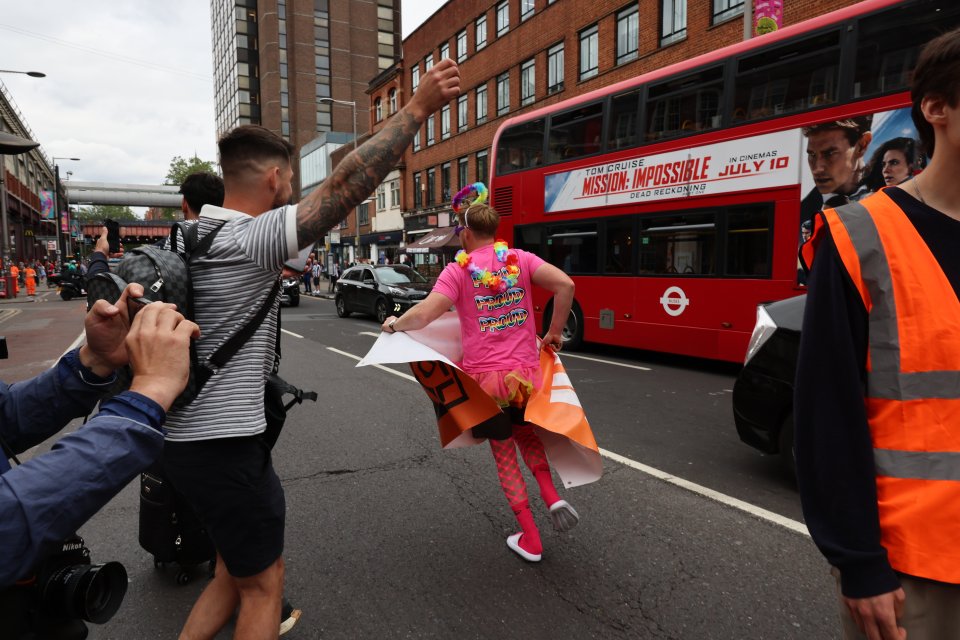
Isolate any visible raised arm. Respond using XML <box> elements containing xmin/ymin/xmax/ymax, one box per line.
<box><xmin>295</xmin><ymin>59</ymin><xmax>460</xmax><ymax>248</ymax></box>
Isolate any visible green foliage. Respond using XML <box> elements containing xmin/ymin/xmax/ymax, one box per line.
<box><xmin>73</xmin><ymin>205</ymin><xmax>138</xmax><ymax>221</ymax></box>
<box><xmin>165</xmin><ymin>155</ymin><xmax>217</xmax><ymax>186</ymax></box>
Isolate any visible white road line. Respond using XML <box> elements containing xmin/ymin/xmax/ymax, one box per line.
<box><xmin>281</xmin><ymin>329</ymin><xmax>304</xmax><ymax>339</ymax></box>
<box><xmin>326</xmin><ymin>347</ymin><xmax>416</xmax><ymax>382</ymax></box>
<box><xmin>61</xmin><ymin>331</ymin><xmax>87</xmax><ymax>359</ymax></box>
<box><xmin>324</xmin><ymin>345</ymin><xmax>807</xmax><ymax>536</ymax></box>
<box><xmin>359</xmin><ymin>331</ymin><xmax>380</xmax><ymax>338</ymax></box>
<box><xmin>559</xmin><ymin>352</ymin><xmax>652</xmax><ymax>371</ymax></box>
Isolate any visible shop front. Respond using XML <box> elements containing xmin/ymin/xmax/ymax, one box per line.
<box><xmin>405</xmin><ymin>226</ymin><xmax>461</xmax><ymax>279</ymax></box>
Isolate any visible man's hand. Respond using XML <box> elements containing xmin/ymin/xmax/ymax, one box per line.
<box><xmin>94</xmin><ymin>226</ymin><xmax>123</xmax><ymax>258</ymax></box>
<box><xmin>381</xmin><ymin>315</ymin><xmax>399</xmax><ymax>333</ymax></box>
<box><xmin>79</xmin><ymin>282</ymin><xmax>146</xmax><ymax>377</ymax></box>
<box><xmin>542</xmin><ymin>331</ymin><xmax>563</xmax><ymax>352</ymax></box>
<box><xmin>126</xmin><ymin>302</ymin><xmax>200</xmax><ymax>411</ymax></box>
<box><xmin>407</xmin><ymin>58</ymin><xmax>460</xmax><ymax>123</ymax></box>
<box><xmin>843</xmin><ymin>589</ymin><xmax>906</xmax><ymax>640</ymax></box>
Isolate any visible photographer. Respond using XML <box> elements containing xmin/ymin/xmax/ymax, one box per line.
<box><xmin>0</xmin><ymin>283</ymin><xmax>200</xmax><ymax>586</ymax></box>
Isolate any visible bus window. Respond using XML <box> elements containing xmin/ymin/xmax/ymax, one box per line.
<box><xmin>854</xmin><ymin>0</ymin><xmax>960</xmax><ymax>98</ymax></box>
<box><xmin>638</xmin><ymin>212</ymin><xmax>717</xmax><ymax>276</ymax></box>
<box><xmin>546</xmin><ymin>102</ymin><xmax>604</xmax><ymax>163</ymax></box>
<box><xmin>724</xmin><ymin>205</ymin><xmax>772</xmax><ymax>277</ymax></box>
<box><xmin>733</xmin><ymin>31</ymin><xmax>841</xmax><ymax>123</ymax></box>
<box><xmin>604</xmin><ymin>218</ymin><xmax>635</xmax><ymax>275</ymax></box>
<box><xmin>515</xmin><ymin>224</ymin><xmax>544</xmax><ymax>254</ymax></box>
<box><xmin>607</xmin><ymin>89</ymin><xmax>642</xmax><ymax>151</ymax></box>
<box><xmin>546</xmin><ymin>223</ymin><xmax>599</xmax><ymax>274</ymax></box>
<box><xmin>645</xmin><ymin>66</ymin><xmax>723</xmax><ymax>141</ymax></box>
<box><xmin>496</xmin><ymin>119</ymin><xmax>546</xmax><ymax>175</ymax></box>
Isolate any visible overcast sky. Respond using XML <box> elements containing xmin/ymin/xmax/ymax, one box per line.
<box><xmin>0</xmin><ymin>0</ymin><xmax>446</xmax><ymax>194</ymax></box>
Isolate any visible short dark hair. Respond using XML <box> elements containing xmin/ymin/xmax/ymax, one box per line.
<box><xmin>217</xmin><ymin>125</ymin><xmax>295</xmax><ymax>182</ymax></box>
<box><xmin>801</xmin><ymin>116</ymin><xmax>873</xmax><ymax>147</ymax></box>
<box><xmin>179</xmin><ymin>171</ymin><xmax>224</xmax><ymax>213</ymax></box>
<box><xmin>911</xmin><ymin>27</ymin><xmax>960</xmax><ymax>158</ymax></box>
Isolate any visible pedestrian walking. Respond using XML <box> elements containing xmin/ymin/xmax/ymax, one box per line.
<box><xmin>9</xmin><ymin>263</ymin><xmax>20</xmax><ymax>296</ymax></box>
<box><xmin>327</xmin><ymin>261</ymin><xmax>340</xmax><ymax>293</ymax></box>
<box><xmin>24</xmin><ymin>263</ymin><xmax>36</xmax><ymax>296</ymax></box>
<box><xmin>381</xmin><ymin>186</ymin><xmax>579</xmax><ymax>562</ymax></box>
<box><xmin>302</xmin><ymin>257</ymin><xmax>313</xmax><ymax>294</ymax></box>
<box><xmin>312</xmin><ymin>260</ymin><xmax>321</xmax><ymax>295</ymax></box>
<box><xmin>796</xmin><ymin>27</ymin><xmax>960</xmax><ymax>640</ymax></box>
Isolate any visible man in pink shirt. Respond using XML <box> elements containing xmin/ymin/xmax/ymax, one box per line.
<box><xmin>382</xmin><ymin>196</ymin><xmax>577</xmax><ymax>561</ymax></box>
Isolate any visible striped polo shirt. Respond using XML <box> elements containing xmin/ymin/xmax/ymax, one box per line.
<box><xmin>164</xmin><ymin>204</ymin><xmax>299</xmax><ymax>441</ymax></box>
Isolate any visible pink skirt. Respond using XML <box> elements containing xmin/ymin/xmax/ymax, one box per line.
<box><xmin>470</xmin><ymin>365</ymin><xmax>542</xmax><ymax>409</ymax></box>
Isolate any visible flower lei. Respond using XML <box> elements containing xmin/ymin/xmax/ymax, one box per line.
<box><xmin>455</xmin><ymin>239</ymin><xmax>520</xmax><ymax>293</ymax></box>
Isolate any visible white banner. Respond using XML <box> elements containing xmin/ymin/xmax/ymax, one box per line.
<box><xmin>543</xmin><ymin>129</ymin><xmax>802</xmax><ymax>213</ymax></box>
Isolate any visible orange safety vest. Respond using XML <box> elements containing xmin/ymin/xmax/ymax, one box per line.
<box><xmin>804</xmin><ymin>189</ymin><xmax>960</xmax><ymax>584</ymax></box>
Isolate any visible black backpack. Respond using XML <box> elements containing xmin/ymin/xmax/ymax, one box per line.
<box><xmin>86</xmin><ymin>221</ymin><xmax>280</xmax><ymax>409</ymax></box>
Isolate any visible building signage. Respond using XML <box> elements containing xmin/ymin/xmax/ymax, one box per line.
<box><xmin>543</xmin><ymin>129</ymin><xmax>800</xmax><ymax>213</ymax></box>
<box><xmin>40</xmin><ymin>190</ymin><xmax>55</xmax><ymax>220</ymax></box>
<box><xmin>754</xmin><ymin>0</ymin><xmax>784</xmax><ymax>36</ymax></box>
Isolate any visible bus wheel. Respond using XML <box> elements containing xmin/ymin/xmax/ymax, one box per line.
<box><xmin>544</xmin><ymin>301</ymin><xmax>584</xmax><ymax>351</ymax></box>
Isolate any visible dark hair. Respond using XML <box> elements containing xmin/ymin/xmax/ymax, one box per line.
<box><xmin>801</xmin><ymin>116</ymin><xmax>873</xmax><ymax>147</ymax></box>
<box><xmin>862</xmin><ymin>137</ymin><xmax>924</xmax><ymax>191</ymax></box>
<box><xmin>179</xmin><ymin>171</ymin><xmax>224</xmax><ymax>213</ymax></box>
<box><xmin>911</xmin><ymin>27</ymin><xmax>960</xmax><ymax>158</ymax></box>
<box><xmin>217</xmin><ymin>125</ymin><xmax>295</xmax><ymax>181</ymax></box>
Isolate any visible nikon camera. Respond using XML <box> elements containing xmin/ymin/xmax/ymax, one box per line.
<box><xmin>0</xmin><ymin>534</ymin><xmax>127</xmax><ymax>639</ymax></box>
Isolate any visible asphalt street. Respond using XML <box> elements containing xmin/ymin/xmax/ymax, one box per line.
<box><xmin>1</xmin><ymin>292</ymin><xmax>840</xmax><ymax>639</ymax></box>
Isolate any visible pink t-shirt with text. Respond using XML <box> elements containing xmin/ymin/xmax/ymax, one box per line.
<box><xmin>432</xmin><ymin>245</ymin><xmax>546</xmax><ymax>374</ymax></box>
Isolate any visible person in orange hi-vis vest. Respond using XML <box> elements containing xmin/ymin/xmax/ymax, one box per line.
<box><xmin>8</xmin><ymin>264</ymin><xmax>19</xmax><ymax>296</ymax></box>
<box><xmin>24</xmin><ymin>264</ymin><xmax>36</xmax><ymax>296</ymax></box>
<box><xmin>796</xmin><ymin>27</ymin><xmax>960</xmax><ymax>640</ymax></box>
<box><xmin>382</xmin><ymin>185</ymin><xmax>580</xmax><ymax>562</ymax></box>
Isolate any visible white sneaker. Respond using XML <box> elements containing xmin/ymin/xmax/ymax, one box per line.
<box><xmin>549</xmin><ymin>500</ymin><xmax>580</xmax><ymax>532</ymax></box>
<box><xmin>506</xmin><ymin>533</ymin><xmax>541</xmax><ymax>562</ymax></box>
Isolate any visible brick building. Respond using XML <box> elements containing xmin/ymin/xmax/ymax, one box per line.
<box><xmin>397</xmin><ymin>0</ymin><xmax>857</xmax><ymax>268</ymax></box>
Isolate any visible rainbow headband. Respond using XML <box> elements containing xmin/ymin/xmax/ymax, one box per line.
<box><xmin>452</xmin><ymin>182</ymin><xmax>488</xmax><ymax>213</ymax></box>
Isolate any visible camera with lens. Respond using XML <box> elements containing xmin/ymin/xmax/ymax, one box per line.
<box><xmin>0</xmin><ymin>533</ymin><xmax>127</xmax><ymax>640</ymax></box>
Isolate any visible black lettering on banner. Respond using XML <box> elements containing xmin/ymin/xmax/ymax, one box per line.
<box><xmin>411</xmin><ymin>361</ymin><xmax>469</xmax><ymax>418</ymax></box>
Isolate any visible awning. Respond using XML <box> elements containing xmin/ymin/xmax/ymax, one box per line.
<box><xmin>406</xmin><ymin>226</ymin><xmax>461</xmax><ymax>254</ymax></box>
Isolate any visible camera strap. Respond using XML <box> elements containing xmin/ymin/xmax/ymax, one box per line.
<box><xmin>0</xmin><ymin>431</ymin><xmax>22</xmax><ymax>466</ymax></box>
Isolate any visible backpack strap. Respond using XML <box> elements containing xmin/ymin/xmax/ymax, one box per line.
<box><xmin>194</xmin><ymin>278</ymin><xmax>282</xmax><ymax>389</ymax></box>
<box><xmin>173</xmin><ymin>220</ymin><xmax>226</xmax><ymax>260</ymax></box>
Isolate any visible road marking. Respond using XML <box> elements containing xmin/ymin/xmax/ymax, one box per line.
<box><xmin>326</xmin><ymin>347</ymin><xmax>416</xmax><ymax>382</ymax></box>
<box><xmin>281</xmin><ymin>329</ymin><xmax>304</xmax><ymax>339</ymax></box>
<box><xmin>0</xmin><ymin>309</ymin><xmax>20</xmax><ymax>323</ymax></box>
<box><xmin>359</xmin><ymin>331</ymin><xmax>380</xmax><ymax>338</ymax></box>
<box><xmin>325</xmin><ymin>344</ymin><xmax>807</xmax><ymax>537</ymax></box>
<box><xmin>599</xmin><ymin>448</ymin><xmax>809</xmax><ymax>536</ymax></box>
<box><xmin>559</xmin><ymin>352</ymin><xmax>652</xmax><ymax>371</ymax></box>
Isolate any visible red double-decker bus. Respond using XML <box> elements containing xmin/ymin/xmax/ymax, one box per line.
<box><xmin>489</xmin><ymin>0</ymin><xmax>958</xmax><ymax>362</ymax></box>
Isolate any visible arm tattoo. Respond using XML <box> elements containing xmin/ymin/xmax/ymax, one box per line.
<box><xmin>296</xmin><ymin>108</ymin><xmax>421</xmax><ymax>248</ymax></box>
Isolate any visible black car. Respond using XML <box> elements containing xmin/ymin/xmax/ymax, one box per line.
<box><xmin>334</xmin><ymin>264</ymin><xmax>431</xmax><ymax>323</ymax></box>
<box><xmin>280</xmin><ymin>275</ymin><xmax>300</xmax><ymax>307</ymax></box>
<box><xmin>732</xmin><ymin>294</ymin><xmax>805</xmax><ymax>478</ymax></box>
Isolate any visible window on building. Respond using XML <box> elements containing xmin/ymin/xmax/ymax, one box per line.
<box><xmin>440</xmin><ymin>43</ymin><xmax>450</xmax><ymax>60</ymax></box>
<box><xmin>424</xmin><ymin>55</ymin><xmax>434</xmax><ymax>72</ymax></box>
<box><xmin>412</xmin><ymin>66</ymin><xmax>420</xmax><ymax>93</ymax></box>
<box><xmin>661</xmin><ymin>0</ymin><xmax>687</xmax><ymax>46</ymax></box>
<box><xmin>521</xmin><ymin>0</ymin><xmax>534</xmax><ymax>21</ymax></box>
<box><xmin>441</xmin><ymin>104</ymin><xmax>451</xmax><ymax>139</ymax></box>
<box><xmin>496</xmin><ymin>1</ymin><xmax>509</xmax><ymax>37</ymax></box>
<box><xmin>358</xmin><ymin>201</ymin><xmax>369</xmax><ymax>225</ymax></box>
<box><xmin>457</xmin><ymin>30</ymin><xmax>467</xmax><ymax>62</ymax></box>
<box><xmin>376</xmin><ymin>184</ymin><xmax>386</xmax><ymax>210</ymax></box>
<box><xmin>712</xmin><ymin>0</ymin><xmax>744</xmax><ymax>24</ymax></box>
<box><xmin>458</xmin><ymin>94</ymin><xmax>468</xmax><ymax>132</ymax></box>
<box><xmin>458</xmin><ymin>156</ymin><xmax>469</xmax><ymax>190</ymax></box>
<box><xmin>426</xmin><ymin>167</ymin><xmax>436</xmax><ymax>206</ymax></box>
<box><xmin>427</xmin><ymin>115</ymin><xmax>435</xmax><ymax>145</ymax></box>
<box><xmin>414</xmin><ymin>172</ymin><xmax>422</xmax><ymax>208</ymax></box>
<box><xmin>497</xmin><ymin>72</ymin><xmax>510</xmax><ymax>116</ymax></box>
<box><xmin>375</xmin><ymin>98</ymin><xmax>382</xmax><ymax>122</ymax></box>
<box><xmin>548</xmin><ymin>42</ymin><xmax>565</xmax><ymax>94</ymax></box>
<box><xmin>476</xmin><ymin>149</ymin><xmax>489</xmax><ymax>183</ymax></box>
<box><xmin>476</xmin><ymin>14</ymin><xmax>488</xmax><ymax>50</ymax></box>
<box><xmin>521</xmin><ymin>59</ymin><xmax>535</xmax><ymax>106</ymax></box>
<box><xmin>477</xmin><ymin>84</ymin><xmax>488</xmax><ymax>124</ymax></box>
<box><xmin>616</xmin><ymin>5</ymin><xmax>639</xmax><ymax>65</ymax></box>
<box><xmin>390</xmin><ymin>179</ymin><xmax>400</xmax><ymax>207</ymax></box>
<box><xmin>413</xmin><ymin>129</ymin><xmax>421</xmax><ymax>152</ymax></box>
<box><xmin>580</xmin><ymin>25</ymin><xmax>599</xmax><ymax>80</ymax></box>
<box><xmin>389</xmin><ymin>88</ymin><xmax>397</xmax><ymax>113</ymax></box>
<box><xmin>441</xmin><ymin>162</ymin><xmax>451</xmax><ymax>202</ymax></box>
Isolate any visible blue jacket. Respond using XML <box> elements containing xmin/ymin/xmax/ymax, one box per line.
<box><xmin>0</xmin><ymin>349</ymin><xmax>165</xmax><ymax>585</ymax></box>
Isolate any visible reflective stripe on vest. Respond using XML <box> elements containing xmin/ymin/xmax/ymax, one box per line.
<box><xmin>819</xmin><ymin>190</ymin><xmax>960</xmax><ymax>583</ymax></box>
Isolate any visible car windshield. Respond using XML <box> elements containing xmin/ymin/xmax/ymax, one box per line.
<box><xmin>375</xmin><ymin>265</ymin><xmax>427</xmax><ymax>284</ymax></box>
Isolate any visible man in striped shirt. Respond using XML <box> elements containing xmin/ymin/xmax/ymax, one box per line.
<box><xmin>162</xmin><ymin>59</ymin><xmax>460</xmax><ymax>639</ymax></box>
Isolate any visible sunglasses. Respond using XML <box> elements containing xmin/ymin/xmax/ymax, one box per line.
<box><xmin>454</xmin><ymin>210</ymin><xmax>470</xmax><ymax>237</ymax></box>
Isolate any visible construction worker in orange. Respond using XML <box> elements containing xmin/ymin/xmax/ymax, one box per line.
<box><xmin>9</xmin><ymin>263</ymin><xmax>20</xmax><ymax>296</ymax></box>
<box><xmin>24</xmin><ymin>263</ymin><xmax>36</xmax><ymax>296</ymax></box>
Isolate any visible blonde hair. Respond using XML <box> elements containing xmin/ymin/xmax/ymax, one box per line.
<box><xmin>457</xmin><ymin>203</ymin><xmax>500</xmax><ymax>237</ymax></box>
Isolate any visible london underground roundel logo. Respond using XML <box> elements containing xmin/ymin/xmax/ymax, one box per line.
<box><xmin>659</xmin><ymin>286</ymin><xmax>689</xmax><ymax>317</ymax></box>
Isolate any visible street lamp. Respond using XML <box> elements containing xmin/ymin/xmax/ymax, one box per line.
<box><xmin>318</xmin><ymin>97</ymin><xmax>360</xmax><ymax>261</ymax></box>
<box><xmin>0</xmin><ymin>70</ymin><xmax>46</xmax><ymax>78</ymax></box>
<box><xmin>52</xmin><ymin>157</ymin><xmax>80</xmax><ymax>263</ymax></box>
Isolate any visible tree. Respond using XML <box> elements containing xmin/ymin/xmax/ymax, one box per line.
<box><xmin>159</xmin><ymin>155</ymin><xmax>218</xmax><ymax>220</ymax></box>
<box><xmin>73</xmin><ymin>205</ymin><xmax>138</xmax><ymax>222</ymax></box>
